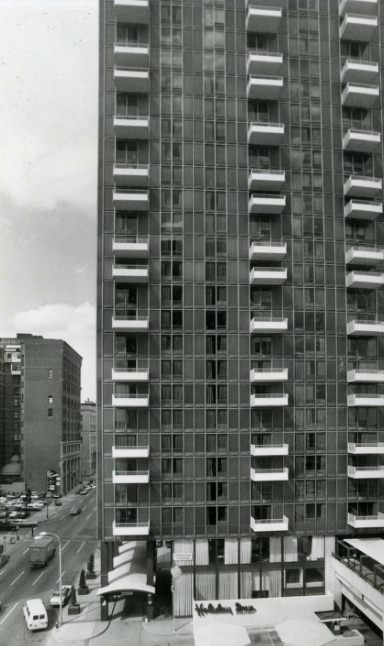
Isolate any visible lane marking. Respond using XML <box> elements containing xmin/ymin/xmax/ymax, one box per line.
<box><xmin>0</xmin><ymin>568</ymin><xmax>7</xmax><ymax>577</ymax></box>
<box><xmin>0</xmin><ymin>602</ymin><xmax>18</xmax><ymax>625</ymax></box>
<box><xmin>10</xmin><ymin>570</ymin><xmax>24</xmax><ymax>586</ymax></box>
<box><xmin>22</xmin><ymin>548</ymin><xmax>29</xmax><ymax>555</ymax></box>
<box><xmin>62</xmin><ymin>540</ymin><xmax>70</xmax><ymax>551</ymax></box>
<box><xmin>56</xmin><ymin>570</ymin><xmax>66</xmax><ymax>584</ymax></box>
<box><xmin>76</xmin><ymin>542</ymin><xmax>85</xmax><ymax>553</ymax></box>
<box><xmin>32</xmin><ymin>571</ymin><xmax>46</xmax><ymax>586</ymax></box>
<box><xmin>85</xmin><ymin>511</ymin><xmax>93</xmax><ymax>520</ymax></box>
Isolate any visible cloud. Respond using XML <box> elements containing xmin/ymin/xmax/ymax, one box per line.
<box><xmin>13</xmin><ymin>302</ymin><xmax>96</xmax><ymax>401</ymax></box>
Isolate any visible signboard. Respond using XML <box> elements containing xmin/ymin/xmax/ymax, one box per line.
<box><xmin>173</xmin><ymin>552</ymin><xmax>193</xmax><ymax>563</ymax></box>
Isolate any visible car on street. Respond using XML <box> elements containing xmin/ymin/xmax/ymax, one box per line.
<box><xmin>8</xmin><ymin>511</ymin><xmax>18</xmax><ymax>519</ymax></box>
<box><xmin>80</xmin><ymin>489</ymin><xmax>88</xmax><ymax>495</ymax></box>
<box><xmin>52</xmin><ymin>494</ymin><xmax>61</xmax><ymax>499</ymax></box>
<box><xmin>0</xmin><ymin>554</ymin><xmax>10</xmax><ymax>569</ymax></box>
<box><xmin>48</xmin><ymin>585</ymin><xmax>72</xmax><ymax>607</ymax></box>
<box><xmin>70</xmin><ymin>507</ymin><xmax>81</xmax><ymax>516</ymax></box>
<box><xmin>54</xmin><ymin>500</ymin><xmax>62</xmax><ymax>506</ymax></box>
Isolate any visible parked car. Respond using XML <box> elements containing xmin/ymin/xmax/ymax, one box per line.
<box><xmin>0</xmin><ymin>554</ymin><xmax>10</xmax><ymax>569</ymax></box>
<box><xmin>70</xmin><ymin>507</ymin><xmax>81</xmax><ymax>516</ymax></box>
<box><xmin>80</xmin><ymin>490</ymin><xmax>88</xmax><ymax>495</ymax></box>
<box><xmin>48</xmin><ymin>585</ymin><xmax>72</xmax><ymax>607</ymax></box>
<box><xmin>54</xmin><ymin>500</ymin><xmax>62</xmax><ymax>506</ymax></box>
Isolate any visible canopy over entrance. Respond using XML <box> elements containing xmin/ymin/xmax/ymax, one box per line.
<box><xmin>97</xmin><ymin>540</ymin><xmax>155</xmax><ymax>597</ymax></box>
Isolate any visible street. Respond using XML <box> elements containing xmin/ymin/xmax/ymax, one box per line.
<box><xmin>0</xmin><ymin>489</ymin><xmax>97</xmax><ymax>645</ymax></box>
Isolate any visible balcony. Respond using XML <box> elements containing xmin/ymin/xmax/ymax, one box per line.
<box><xmin>341</xmin><ymin>83</ymin><xmax>379</xmax><ymax>109</ymax></box>
<box><xmin>250</xmin><ymin>242</ymin><xmax>287</xmax><ymax>262</ymax></box>
<box><xmin>248</xmin><ymin>51</ymin><xmax>283</xmax><ymax>76</ymax></box>
<box><xmin>112</xmin><ymin>367</ymin><xmax>149</xmax><ymax>382</ymax></box>
<box><xmin>113</xmin><ymin>238</ymin><xmax>148</xmax><ymax>259</ymax></box>
<box><xmin>346</xmin><ymin>271</ymin><xmax>384</xmax><ymax>289</ymax></box>
<box><xmin>246</xmin><ymin>6</ymin><xmax>282</xmax><ymax>33</ymax></box>
<box><xmin>343</xmin><ymin>175</ymin><xmax>382</xmax><ymax>198</ymax></box>
<box><xmin>249</xmin><ymin>169</ymin><xmax>285</xmax><ymax>192</ymax></box>
<box><xmin>112</xmin><ymin>313</ymin><xmax>148</xmax><ymax>332</ymax></box>
<box><xmin>344</xmin><ymin>199</ymin><xmax>382</xmax><ymax>220</ymax></box>
<box><xmin>348</xmin><ymin>465</ymin><xmax>384</xmax><ymax>479</ymax></box>
<box><xmin>112</xmin><ymin>394</ymin><xmax>149</xmax><ymax>407</ymax></box>
<box><xmin>250</xmin><ymin>393</ymin><xmax>288</xmax><ymax>407</ymax></box>
<box><xmin>250</xmin><ymin>367</ymin><xmax>288</xmax><ymax>382</ymax></box>
<box><xmin>112</xmin><ymin>445</ymin><xmax>149</xmax><ymax>458</ymax></box>
<box><xmin>339</xmin><ymin>0</ymin><xmax>378</xmax><ymax>15</ymax></box>
<box><xmin>347</xmin><ymin>319</ymin><xmax>384</xmax><ymax>336</ymax></box>
<box><xmin>348</xmin><ymin>442</ymin><xmax>384</xmax><ymax>454</ymax></box>
<box><xmin>347</xmin><ymin>369</ymin><xmax>384</xmax><ymax>382</ymax></box>
<box><xmin>347</xmin><ymin>512</ymin><xmax>384</xmax><ymax>529</ymax></box>
<box><xmin>112</xmin><ymin>469</ymin><xmax>149</xmax><ymax>484</ymax></box>
<box><xmin>114</xmin><ymin>116</ymin><xmax>149</xmax><ymax>139</ymax></box>
<box><xmin>348</xmin><ymin>394</ymin><xmax>384</xmax><ymax>406</ymax></box>
<box><xmin>113</xmin><ymin>0</ymin><xmax>149</xmax><ymax>23</ymax></box>
<box><xmin>248</xmin><ymin>122</ymin><xmax>285</xmax><ymax>146</ymax></box>
<box><xmin>247</xmin><ymin>77</ymin><xmax>284</xmax><ymax>101</ymax></box>
<box><xmin>345</xmin><ymin>246</ymin><xmax>384</xmax><ymax>266</ymax></box>
<box><xmin>342</xmin><ymin>128</ymin><xmax>380</xmax><ymax>153</ymax></box>
<box><xmin>113</xmin><ymin>190</ymin><xmax>148</xmax><ymax>210</ymax></box>
<box><xmin>341</xmin><ymin>60</ymin><xmax>379</xmax><ymax>84</ymax></box>
<box><xmin>340</xmin><ymin>14</ymin><xmax>378</xmax><ymax>41</ymax></box>
<box><xmin>113</xmin><ymin>45</ymin><xmax>149</xmax><ymax>68</ymax></box>
<box><xmin>112</xmin><ymin>265</ymin><xmax>148</xmax><ymax>283</ymax></box>
<box><xmin>251</xmin><ymin>467</ymin><xmax>289</xmax><ymax>482</ymax></box>
<box><xmin>112</xmin><ymin>520</ymin><xmax>150</xmax><ymax>537</ymax></box>
<box><xmin>250</xmin><ymin>317</ymin><xmax>288</xmax><ymax>334</ymax></box>
<box><xmin>114</xmin><ymin>69</ymin><xmax>149</xmax><ymax>93</ymax></box>
<box><xmin>249</xmin><ymin>194</ymin><xmax>286</xmax><ymax>214</ymax></box>
<box><xmin>250</xmin><ymin>267</ymin><xmax>287</xmax><ymax>285</ymax></box>
<box><xmin>113</xmin><ymin>165</ymin><xmax>149</xmax><ymax>188</ymax></box>
<box><xmin>251</xmin><ymin>515</ymin><xmax>289</xmax><ymax>533</ymax></box>
<box><xmin>251</xmin><ymin>444</ymin><xmax>289</xmax><ymax>457</ymax></box>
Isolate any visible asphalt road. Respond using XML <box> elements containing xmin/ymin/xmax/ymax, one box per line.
<box><xmin>0</xmin><ymin>489</ymin><xmax>97</xmax><ymax>646</ymax></box>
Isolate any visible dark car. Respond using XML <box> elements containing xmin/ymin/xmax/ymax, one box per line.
<box><xmin>0</xmin><ymin>521</ymin><xmax>18</xmax><ymax>532</ymax></box>
<box><xmin>54</xmin><ymin>500</ymin><xmax>62</xmax><ymax>506</ymax></box>
<box><xmin>0</xmin><ymin>554</ymin><xmax>10</xmax><ymax>569</ymax></box>
<box><xmin>70</xmin><ymin>507</ymin><xmax>81</xmax><ymax>516</ymax></box>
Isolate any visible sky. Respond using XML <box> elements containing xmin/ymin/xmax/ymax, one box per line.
<box><xmin>0</xmin><ymin>0</ymin><xmax>98</xmax><ymax>400</ymax></box>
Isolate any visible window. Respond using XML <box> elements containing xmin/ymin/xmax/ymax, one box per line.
<box><xmin>48</xmin><ymin>369</ymin><xmax>53</xmax><ymax>379</ymax></box>
<box><xmin>48</xmin><ymin>396</ymin><xmax>53</xmax><ymax>405</ymax></box>
<box><xmin>48</xmin><ymin>409</ymin><xmax>53</xmax><ymax>417</ymax></box>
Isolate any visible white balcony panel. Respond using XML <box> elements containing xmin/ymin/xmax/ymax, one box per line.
<box><xmin>348</xmin><ymin>466</ymin><xmax>384</xmax><ymax>479</ymax></box>
<box><xmin>113</xmin><ymin>166</ymin><xmax>149</xmax><ymax>188</ymax></box>
<box><xmin>348</xmin><ymin>394</ymin><xmax>384</xmax><ymax>406</ymax></box>
<box><xmin>347</xmin><ymin>319</ymin><xmax>384</xmax><ymax>336</ymax></box>
<box><xmin>114</xmin><ymin>69</ymin><xmax>149</xmax><ymax>93</ymax></box>
<box><xmin>250</xmin><ymin>317</ymin><xmax>288</xmax><ymax>334</ymax></box>
<box><xmin>342</xmin><ymin>128</ymin><xmax>380</xmax><ymax>153</ymax></box>
<box><xmin>251</xmin><ymin>515</ymin><xmax>289</xmax><ymax>533</ymax></box>
<box><xmin>248</xmin><ymin>52</ymin><xmax>283</xmax><ymax>76</ymax></box>
<box><xmin>346</xmin><ymin>271</ymin><xmax>384</xmax><ymax>289</ymax></box>
<box><xmin>251</xmin><ymin>444</ymin><xmax>289</xmax><ymax>457</ymax></box>
<box><xmin>114</xmin><ymin>117</ymin><xmax>149</xmax><ymax>139</ymax></box>
<box><xmin>342</xmin><ymin>84</ymin><xmax>379</xmax><ymax>108</ymax></box>
<box><xmin>250</xmin><ymin>242</ymin><xmax>287</xmax><ymax>262</ymax></box>
<box><xmin>344</xmin><ymin>199</ymin><xmax>382</xmax><ymax>220</ymax></box>
<box><xmin>250</xmin><ymin>368</ymin><xmax>288</xmax><ymax>382</ymax></box>
<box><xmin>112</xmin><ymin>266</ymin><xmax>148</xmax><ymax>283</ymax></box>
<box><xmin>113</xmin><ymin>240</ymin><xmax>148</xmax><ymax>259</ymax></box>
<box><xmin>112</xmin><ymin>395</ymin><xmax>149</xmax><ymax>407</ymax></box>
<box><xmin>251</xmin><ymin>467</ymin><xmax>289</xmax><ymax>482</ymax></box>
<box><xmin>250</xmin><ymin>394</ymin><xmax>288</xmax><ymax>407</ymax></box>
<box><xmin>114</xmin><ymin>0</ymin><xmax>149</xmax><ymax>22</ymax></box>
<box><xmin>112</xmin><ymin>369</ymin><xmax>149</xmax><ymax>382</ymax></box>
<box><xmin>341</xmin><ymin>60</ymin><xmax>379</xmax><ymax>84</ymax></box>
<box><xmin>347</xmin><ymin>369</ymin><xmax>384</xmax><ymax>383</ymax></box>
<box><xmin>347</xmin><ymin>512</ymin><xmax>384</xmax><ymax>529</ymax></box>
<box><xmin>112</xmin><ymin>317</ymin><xmax>148</xmax><ymax>332</ymax></box>
<box><xmin>248</xmin><ymin>122</ymin><xmax>285</xmax><ymax>146</ymax></box>
<box><xmin>348</xmin><ymin>442</ymin><xmax>384</xmax><ymax>455</ymax></box>
<box><xmin>340</xmin><ymin>15</ymin><xmax>378</xmax><ymax>41</ymax></box>
<box><xmin>113</xmin><ymin>191</ymin><xmax>148</xmax><ymax>210</ymax></box>
<box><xmin>344</xmin><ymin>176</ymin><xmax>382</xmax><ymax>198</ymax></box>
<box><xmin>339</xmin><ymin>0</ymin><xmax>378</xmax><ymax>15</ymax></box>
<box><xmin>112</xmin><ymin>470</ymin><xmax>149</xmax><ymax>484</ymax></box>
<box><xmin>345</xmin><ymin>247</ymin><xmax>384</xmax><ymax>266</ymax></box>
<box><xmin>113</xmin><ymin>45</ymin><xmax>149</xmax><ymax>68</ymax></box>
<box><xmin>249</xmin><ymin>170</ymin><xmax>285</xmax><ymax>192</ymax></box>
<box><xmin>112</xmin><ymin>446</ymin><xmax>150</xmax><ymax>458</ymax></box>
<box><xmin>247</xmin><ymin>77</ymin><xmax>283</xmax><ymax>101</ymax></box>
<box><xmin>250</xmin><ymin>267</ymin><xmax>287</xmax><ymax>285</ymax></box>
<box><xmin>247</xmin><ymin>7</ymin><xmax>282</xmax><ymax>32</ymax></box>
<box><xmin>112</xmin><ymin>521</ymin><xmax>150</xmax><ymax>537</ymax></box>
<box><xmin>249</xmin><ymin>195</ymin><xmax>286</xmax><ymax>214</ymax></box>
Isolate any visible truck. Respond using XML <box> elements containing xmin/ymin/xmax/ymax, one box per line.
<box><xmin>28</xmin><ymin>537</ymin><xmax>56</xmax><ymax>567</ymax></box>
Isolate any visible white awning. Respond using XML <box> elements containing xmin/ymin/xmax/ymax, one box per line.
<box><xmin>97</xmin><ymin>540</ymin><xmax>154</xmax><ymax>596</ymax></box>
<box><xmin>344</xmin><ymin>538</ymin><xmax>384</xmax><ymax>567</ymax></box>
<box><xmin>97</xmin><ymin>573</ymin><xmax>155</xmax><ymax>596</ymax></box>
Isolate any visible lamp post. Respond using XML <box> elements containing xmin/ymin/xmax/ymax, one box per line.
<box><xmin>38</xmin><ymin>531</ymin><xmax>62</xmax><ymax>627</ymax></box>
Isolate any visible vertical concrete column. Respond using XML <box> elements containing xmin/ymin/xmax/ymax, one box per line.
<box><xmin>100</xmin><ymin>541</ymin><xmax>114</xmax><ymax>620</ymax></box>
<box><xmin>146</xmin><ymin>540</ymin><xmax>155</xmax><ymax>621</ymax></box>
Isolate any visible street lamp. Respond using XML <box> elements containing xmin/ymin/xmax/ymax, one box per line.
<box><xmin>38</xmin><ymin>531</ymin><xmax>63</xmax><ymax>627</ymax></box>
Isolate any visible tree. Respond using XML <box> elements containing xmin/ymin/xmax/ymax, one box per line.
<box><xmin>78</xmin><ymin>569</ymin><xmax>89</xmax><ymax>595</ymax></box>
<box><xmin>68</xmin><ymin>585</ymin><xmax>81</xmax><ymax>615</ymax></box>
<box><xmin>86</xmin><ymin>553</ymin><xmax>96</xmax><ymax>579</ymax></box>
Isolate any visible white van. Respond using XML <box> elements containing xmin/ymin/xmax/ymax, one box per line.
<box><xmin>23</xmin><ymin>599</ymin><xmax>48</xmax><ymax>631</ymax></box>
